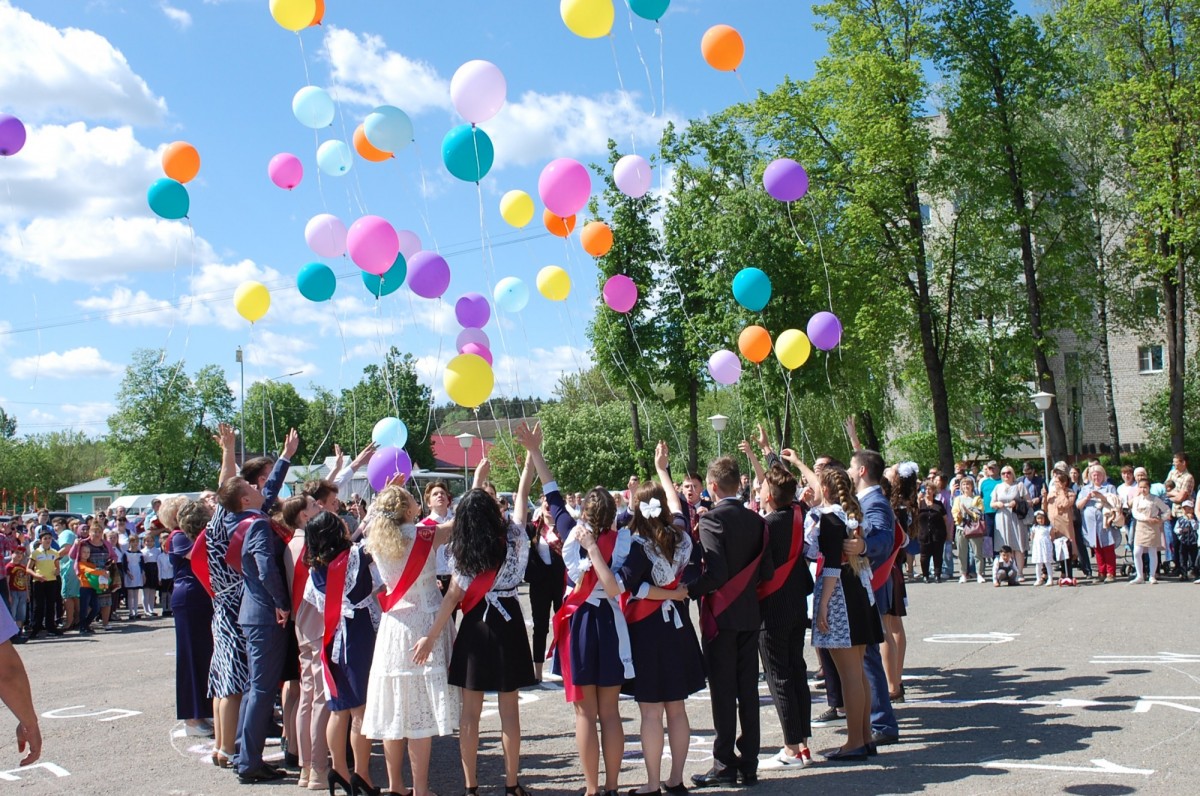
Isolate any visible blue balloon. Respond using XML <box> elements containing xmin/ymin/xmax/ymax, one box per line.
<box><xmin>441</xmin><ymin>124</ymin><xmax>494</xmax><ymax>182</ymax></box>
<box><xmin>317</xmin><ymin>139</ymin><xmax>353</xmax><ymax>176</ymax></box>
<box><xmin>628</xmin><ymin>0</ymin><xmax>670</xmax><ymax>20</ymax></box>
<box><xmin>147</xmin><ymin>178</ymin><xmax>189</xmax><ymax>220</ymax></box>
<box><xmin>732</xmin><ymin>267</ymin><xmax>772</xmax><ymax>312</ymax></box>
<box><xmin>293</xmin><ymin>86</ymin><xmax>335</xmax><ymax>129</ymax></box>
<box><xmin>493</xmin><ymin>276</ymin><xmax>529</xmax><ymax>313</ymax></box>
<box><xmin>297</xmin><ymin>262</ymin><xmax>337</xmax><ymax>302</ymax></box>
<box><xmin>372</xmin><ymin>417</ymin><xmax>408</xmax><ymax>449</ymax></box>
<box><xmin>364</xmin><ymin>106</ymin><xmax>414</xmax><ymax>153</ymax></box>
<box><xmin>362</xmin><ymin>254</ymin><xmax>407</xmax><ymax>298</ymax></box>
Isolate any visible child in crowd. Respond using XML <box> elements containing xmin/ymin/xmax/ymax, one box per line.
<box><xmin>6</xmin><ymin>547</ymin><xmax>30</xmax><ymax>641</ymax></box>
<box><xmin>1030</xmin><ymin>510</ymin><xmax>1054</xmax><ymax>586</ymax></box>
<box><xmin>122</xmin><ymin>532</ymin><xmax>146</xmax><ymax>619</ymax></box>
<box><xmin>156</xmin><ymin>531</ymin><xmax>175</xmax><ymax>616</ymax></box>
<box><xmin>27</xmin><ymin>529</ymin><xmax>62</xmax><ymax>640</ymax></box>
<box><xmin>993</xmin><ymin>546</ymin><xmax>1020</xmax><ymax>587</ymax></box>
<box><xmin>140</xmin><ymin>531</ymin><xmax>160</xmax><ymax>617</ymax></box>
<box><xmin>1174</xmin><ymin>500</ymin><xmax>1198</xmax><ymax>582</ymax></box>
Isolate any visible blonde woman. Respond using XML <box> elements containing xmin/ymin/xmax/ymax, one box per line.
<box><xmin>952</xmin><ymin>478</ymin><xmax>987</xmax><ymax>583</ymax></box>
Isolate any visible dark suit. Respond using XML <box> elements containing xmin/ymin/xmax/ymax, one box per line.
<box><xmin>689</xmin><ymin>497</ymin><xmax>775</xmax><ymax>774</ymax></box>
<box><xmin>858</xmin><ymin>485</ymin><xmax>899</xmax><ymax>737</ymax></box>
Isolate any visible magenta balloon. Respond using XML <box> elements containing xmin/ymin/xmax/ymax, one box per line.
<box><xmin>347</xmin><ymin>215</ymin><xmax>400</xmax><ymax>276</ymax></box>
<box><xmin>407</xmin><ymin>250</ymin><xmax>451</xmax><ymax>299</ymax></box>
<box><xmin>268</xmin><ymin>152</ymin><xmax>303</xmax><ymax>190</ymax></box>
<box><xmin>457</xmin><ymin>327</ymin><xmax>491</xmax><ymax>352</ymax></box>
<box><xmin>603</xmin><ymin>274</ymin><xmax>638</xmax><ymax>314</ymax></box>
<box><xmin>763</xmin><ymin>158</ymin><xmax>809</xmax><ymax>202</ymax></box>
<box><xmin>538</xmin><ymin>158</ymin><xmax>591</xmax><ymax>218</ymax></box>
<box><xmin>460</xmin><ymin>342</ymin><xmax>493</xmax><ymax>366</ymax></box>
<box><xmin>367</xmin><ymin>446</ymin><xmax>413</xmax><ymax>491</ymax></box>
<box><xmin>305</xmin><ymin>213</ymin><xmax>347</xmax><ymax>258</ymax></box>
<box><xmin>807</xmin><ymin>311</ymin><xmax>843</xmax><ymax>351</ymax></box>
<box><xmin>396</xmin><ymin>229</ymin><xmax>422</xmax><ymax>260</ymax></box>
<box><xmin>613</xmin><ymin>154</ymin><xmax>652</xmax><ymax>198</ymax></box>
<box><xmin>455</xmin><ymin>292</ymin><xmax>491</xmax><ymax>329</ymax></box>
<box><xmin>707</xmin><ymin>349</ymin><xmax>742</xmax><ymax>386</ymax></box>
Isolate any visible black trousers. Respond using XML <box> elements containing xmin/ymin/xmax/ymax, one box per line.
<box><xmin>920</xmin><ymin>540</ymin><xmax>944</xmax><ymax>579</ymax></box>
<box><xmin>31</xmin><ymin>580</ymin><xmax>58</xmax><ymax>633</ymax></box>
<box><xmin>759</xmin><ymin>622</ymin><xmax>812</xmax><ymax>744</ymax></box>
<box><xmin>527</xmin><ymin>578</ymin><xmax>563</xmax><ymax>663</ymax></box>
<box><xmin>703</xmin><ymin>629</ymin><xmax>761</xmax><ymax>772</ymax></box>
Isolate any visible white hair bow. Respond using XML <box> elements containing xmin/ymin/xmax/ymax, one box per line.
<box><xmin>897</xmin><ymin>461</ymin><xmax>920</xmax><ymax>479</ymax></box>
<box><xmin>639</xmin><ymin>497</ymin><xmax>662</xmax><ymax>519</ymax></box>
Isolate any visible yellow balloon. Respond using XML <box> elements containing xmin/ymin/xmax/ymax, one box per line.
<box><xmin>537</xmin><ymin>265</ymin><xmax>571</xmax><ymax>301</ymax></box>
<box><xmin>270</xmin><ymin>0</ymin><xmax>317</xmax><ymax>32</ymax></box>
<box><xmin>775</xmin><ymin>329</ymin><xmax>811</xmax><ymax>370</ymax></box>
<box><xmin>444</xmin><ymin>353</ymin><xmax>495</xmax><ymax>408</ymax></box>
<box><xmin>560</xmin><ymin>0</ymin><xmax>615</xmax><ymax>39</ymax></box>
<box><xmin>234</xmin><ymin>281</ymin><xmax>271</xmax><ymax>324</ymax></box>
<box><xmin>500</xmin><ymin>190</ymin><xmax>535</xmax><ymax>228</ymax></box>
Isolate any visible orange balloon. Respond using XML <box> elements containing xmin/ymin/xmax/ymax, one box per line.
<box><xmin>353</xmin><ymin>124</ymin><xmax>392</xmax><ymax>162</ymax></box>
<box><xmin>580</xmin><ymin>221</ymin><xmax>613</xmax><ymax>256</ymax></box>
<box><xmin>310</xmin><ymin>0</ymin><xmax>324</xmax><ymax>25</ymax></box>
<box><xmin>544</xmin><ymin>210</ymin><xmax>576</xmax><ymax>238</ymax></box>
<box><xmin>162</xmin><ymin>141</ymin><xmax>200</xmax><ymax>183</ymax></box>
<box><xmin>701</xmin><ymin>24</ymin><xmax>745</xmax><ymax>72</ymax></box>
<box><xmin>738</xmin><ymin>325</ymin><xmax>772</xmax><ymax>364</ymax></box>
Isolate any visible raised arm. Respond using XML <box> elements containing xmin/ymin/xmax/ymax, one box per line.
<box><xmin>738</xmin><ymin>440</ymin><xmax>766</xmax><ymax>486</ymax></box>
<box><xmin>515</xmin><ymin>421</ymin><xmax>576</xmax><ymax>539</ymax></box>
<box><xmin>472</xmin><ymin>455</ymin><xmax>491</xmax><ymax>490</ymax></box>
<box><xmin>653</xmin><ymin>441</ymin><xmax>684</xmax><ymax>516</ymax></box>
<box><xmin>216</xmin><ymin>423</ymin><xmax>237</xmax><ymax>486</ymax></box>
<box><xmin>845</xmin><ymin>415</ymin><xmax>863</xmax><ymax>451</ymax></box>
<box><xmin>513</xmin><ymin>453</ymin><xmax>534</xmax><ymax>527</ymax></box>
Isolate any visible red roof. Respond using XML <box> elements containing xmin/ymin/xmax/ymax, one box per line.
<box><xmin>430</xmin><ymin>434</ymin><xmax>492</xmax><ymax>470</ymax></box>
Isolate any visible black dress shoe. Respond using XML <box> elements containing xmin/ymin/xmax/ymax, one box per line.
<box><xmin>739</xmin><ymin>769</ymin><xmax>757</xmax><ymax>785</ymax></box>
<box><xmin>866</xmin><ymin>743</ymin><xmax>878</xmax><ymax>756</ymax></box>
<box><xmin>821</xmin><ymin>746</ymin><xmax>869</xmax><ymax>762</ymax></box>
<box><xmin>690</xmin><ymin>767</ymin><xmax>739</xmax><ymax>788</ymax></box>
<box><xmin>238</xmin><ymin>766</ymin><xmax>286</xmax><ymax>784</ymax></box>
<box><xmin>870</xmin><ymin>732</ymin><xmax>900</xmax><ymax>746</ymax></box>
<box><xmin>663</xmin><ymin>784</ymin><xmax>689</xmax><ymax>795</ymax></box>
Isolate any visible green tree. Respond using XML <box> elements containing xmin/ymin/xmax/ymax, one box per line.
<box><xmin>0</xmin><ymin>432</ymin><xmax>108</xmax><ymax>511</ymax></box>
<box><xmin>243</xmin><ymin>380</ymin><xmax>309</xmax><ymax>458</ymax></box>
<box><xmin>0</xmin><ymin>407</ymin><xmax>16</xmax><ymax>439</ymax></box>
<box><xmin>328</xmin><ymin>348</ymin><xmax>436</xmax><ymax>470</ymax></box>
<box><xmin>539</xmin><ymin>401</ymin><xmax>637</xmax><ymax>494</ymax></box>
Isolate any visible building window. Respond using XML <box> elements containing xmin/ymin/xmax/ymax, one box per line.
<box><xmin>1138</xmin><ymin>345</ymin><xmax>1164</xmax><ymax>374</ymax></box>
<box><xmin>93</xmin><ymin>496</ymin><xmax>111</xmax><ymax>512</ymax></box>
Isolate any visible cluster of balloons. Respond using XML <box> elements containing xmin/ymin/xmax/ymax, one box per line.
<box><xmin>442</xmin><ymin>60</ymin><xmax>506</xmax><ymax>183</ymax></box>
<box><xmin>269</xmin><ymin>0</ymin><xmax>324</xmax><ymax>31</ymax></box>
<box><xmin>148</xmin><ymin>140</ymin><xmax>199</xmax><ymax>220</ymax></box>
<box><xmin>0</xmin><ymin>114</ymin><xmax>26</xmax><ymax>157</ymax></box>
<box><xmin>367</xmin><ymin>446</ymin><xmax>413</xmax><ymax>491</ymax></box>
<box><xmin>560</xmin><ymin>0</ymin><xmax>673</xmax><ymax>39</ymax></box>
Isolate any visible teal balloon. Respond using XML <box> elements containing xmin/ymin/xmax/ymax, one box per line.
<box><xmin>441</xmin><ymin>124</ymin><xmax>494</xmax><ymax>182</ymax></box>
<box><xmin>732</xmin><ymin>267</ymin><xmax>772</xmax><ymax>312</ymax></box>
<box><xmin>147</xmin><ymin>178</ymin><xmax>189</xmax><ymax>220</ymax></box>
<box><xmin>493</xmin><ymin>276</ymin><xmax>529</xmax><ymax>313</ymax></box>
<box><xmin>364</xmin><ymin>106</ymin><xmax>414</xmax><ymax>153</ymax></box>
<box><xmin>362</xmin><ymin>253</ymin><xmax>407</xmax><ymax>298</ymax></box>
<box><xmin>297</xmin><ymin>261</ymin><xmax>337</xmax><ymax>302</ymax></box>
<box><xmin>628</xmin><ymin>0</ymin><xmax>670</xmax><ymax>20</ymax></box>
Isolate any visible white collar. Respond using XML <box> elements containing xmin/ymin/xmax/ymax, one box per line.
<box><xmin>856</xmin><ymin>484</ymin><xmax>881</xmax><ymax>500</ymax></box>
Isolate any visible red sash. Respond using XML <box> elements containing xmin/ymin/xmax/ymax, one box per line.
<box><xmin>757</xmin><ymin>505</ymin><xmax>804</xmax><ymax>600</ymax></box>
<box><xmin>320</xmin><ymin>549</ymin><xmax>351</xmax><ymax>699</ymax></box>
<box><xmin>226</xmin><ymin>515</ymin><xmax>293</xmax><ymax>574</ymax></box>
<box><xmin>551</xmin><ymin>530</ymin><xmax>618</xmax><ymax>703</ymax></box>
<box><xmin>192</xmin><ymin>531</ymin><xmax>213</xmax><ymax>597</ymax></box>
<box><xmin>699</xmin><ymin>522</ymin><xmax>769</xmax><ymax>642</ymax></box>
<box><xmin>379</xmin><ymin>521</ymin><xmax>436</xmax><ymax>612</ymax></box>
<box><xmin>620</xmin><ymin>574</ymin><xmax>680</xmax><ymax>624</ymax></box>
<box><xmin>290</xmin><ymin>545</ymin><xmax>309</xmax><ymax>618</ymax></box>
<box><xmin>869</xmin><ymin>520</ymin><xmax>906</xmax><ymax>592</ymax></box>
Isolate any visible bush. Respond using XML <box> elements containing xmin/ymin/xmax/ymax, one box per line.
<box><xmin>886</xmin><ymin>432</ymin><xmax>941</xmax><ymax>471</ymax></box>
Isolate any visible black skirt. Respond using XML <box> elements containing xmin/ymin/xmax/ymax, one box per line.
<box><xmin>621</xmin><ymin>602</ymin><xmax>706</xmax><ymax>703</ymax></box>
<box><xmin>448</xmin><ymin>595</ymin><xmax>536</xmax><ymax>693</ymax></box>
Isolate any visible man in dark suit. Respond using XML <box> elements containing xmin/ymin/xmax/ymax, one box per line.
<box><xmin>848</xmin><ymin>449</ymin><xmax>900</xmax><ymax>745</ymax></box>
<box><xmin>688</xmin><ymin>457</ymin><xmax>775</xmax><ymax>787</ymax></box>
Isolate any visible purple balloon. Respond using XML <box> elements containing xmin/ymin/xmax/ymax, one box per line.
<box><xmin>305</xmin><ymin>213</ymin><xmax>347</xmax><ymax>258</ymax></box>
<box><xmin>763</xmin><ymin>158</ymin><xmax>809</xmax><ymax>202</ymax></box>
<box><xmin>538</xmin><ymin>158</ymin><xmax>591</xmax><ymax>217</ymax></box>
<box><xmin>457</xmin><ymin>327</ymin><xmax>491</xmax><ymax>352</ymax></box>
<box><xmin>613</xmin><ymin>154</ymin><xmax>652</xmax><ymax>198</ymax></box>
<box><xmin>461</xmin><ymin>341</ymin><xmax>493</xmax><ymax>366</ymax></box>
<box><xmin>396</xmin><ymin>229</ymin><xmax>422</xmax><ymax>260</ymax></box>
<box><xmin>708</xmin><ymin>349</ymin><xmax>742</xmax><ymax>385</ymax></box>
<box><xmin>603</xmin><ymin>274</ymin><xmax>638</xmax><ymax>314</ymax></box>
<box><xmin>268</xmin><ymin>153</ymin><xmax>303</xmax><ymax>190</ymax></box>
<box><xmin>455</xmin><ymin>292</ymin><xmax>491</xmax><ymax>328</ymax></box>
<box><xmin>367</xmin><ymin>446</ymin><xmax>413</xmax><ymax>491</ymax></box>
<box><xmin>407</xmin><ymin>251</ymin><xmax>451</xmax><ymax>299</ymax></box>
<box><xmin>807</xmin><ymin>311</ymin><xmax>843</xmax><ymax>351</ymax></box>
<box><xmin>0</xmin><ymin>114</ymin><xmax>26</xmax><ymax>157</ymax></box>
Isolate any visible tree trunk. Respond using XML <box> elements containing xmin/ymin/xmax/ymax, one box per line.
<box><xmin>687</xmin><ymin>374</ymin><xmax>699</xmax><ymax>476</ymax></box>
<box><xmin>629</xmin><ymin>399</ymin><xmax>647</xmax><ymax>476</ymax></box>
<box><xmin>1093</xmin><ymin>211</ymin><xmax>1121</xmax><ymax>464</ymax></box>
<box><xmin>860</xmin><ymin>410</ymin><xmax>881</xmax><ymax>452</ymax></box>
<box><xmin>1162</xmin><ymin>240</ymin><xmax>1186</xmax><ymax>453</ymax></box>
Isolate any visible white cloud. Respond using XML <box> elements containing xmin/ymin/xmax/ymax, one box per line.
<box><xmin>0</xmin><ymin>1</ymin><xmax>166</xmax><ymax>125</ymax></box>
<box><xmin>324</xmin><ymin>28</ymin><xmax>451</xmax><ymax>116</ymax></box>
<box><xmin>9</xmin><ymin>346</ymin><xmax>123</xmax><ymax>380</ymax></box>
<box><xmin>414</xmin><ymin>344</ymin><xmax>592</xmax><ymax>403</ymax></box>
<box><xmin>60</xmin><ymin>402</ymin><xmax>115</xmax><ymax>425</ymax></box>
<box><xmin>160</xmin><ymin>3</ymin><xmax>192</xmax><ymax>29</ymax></box>
<box><xmin>75</xmin><ymin>286</ymin><xmax>177</xmax><ymax>326</ymax></box>
<box><xmin>243</xmin><ymin>330</ymin><xmax>318</xmax><ymax>380</ymax></box>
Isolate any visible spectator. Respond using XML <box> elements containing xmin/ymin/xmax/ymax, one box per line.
<box><xmin>26</xmin><ymin>529</ymin><xmax>62</xmax><ymax>639</ymax></box>
<box><xmin>951</xmin><ymin>477</ymin><xmax>987</xmax><ymax>583</ymax></box>
<box><xmin>990</xmin><ymin>466</ymin><xmax>1027</xmax><ymax>577</ymax></box>
<box><xmin>4</xmin><ymin>548</ymin><xmax>29</xmax><ymax>643</ymax></box>
<box><xmin>993</xmin><ymin>546</ymin><xmax>1020</xmax><ymax>586</ymax></box>
<box><xmin>1077</xmin><ymin>464</ymin><xmax>1120</xmax><ymax>583</ymax></box>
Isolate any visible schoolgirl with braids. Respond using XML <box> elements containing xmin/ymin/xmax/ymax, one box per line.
<box><xmin>811</xmin><ymin>467</ymin><xmax>883</xmax><ymax>762</ymax></box>
<box><xmin>882</xmin><ymin>462</ymin><xmax>918</xmax><ymax>702</ymax></box>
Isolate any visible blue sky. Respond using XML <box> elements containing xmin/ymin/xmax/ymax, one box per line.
<box><xmin>0</xmin><ymin>0</ymin><xmax>831</xmax><ymax>436</ymax></box>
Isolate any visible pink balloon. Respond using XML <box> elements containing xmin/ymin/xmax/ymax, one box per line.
<box><xmin>305</xmin><ymin>213</ymin><xmax>347</xmax><ymax>258</ymax></box>
<box><xmin>603</xmin><ymin>274</ymin><xmax>638</xmax><ymax>313</ymax></box>
<box><xmin>450</xmin><ymin>60</ymin><xmax>507</xmax><ymax>124</ymax></box>
<box><xmin>407</xmin><ymin>251</ymin><xmax>451</xmax><ymax>299</ymax></box>
<box><xmin>396</xmin><ymin>229</ymin><xmax>422</xmax><ymax>260</ymax></box>
<box><xmin>457</xmin><ymin>327</ymin><xmax>491</xmax><ymax>352</ymax></box>
<box><xmin>538</xmin><ymin>158</ymin><xmax>591</xmax><ymax>218</ymax></box>
<box><xmin>268</xmin><ymin>153</ymin><xmax>303</xmax><ymax>191</ymax></box>
<box><xmin>347</xmin><ymin>215</ymin><xmax>400</xmax><ymax>276</ymax></box>
<box><xmin>461</xmin><ymin>341</ymin><xmax>493</xmax><ymax>366</ymax></box>
<box><xmin>613</xmin><ymin>154</ymin><xmax>652</xmax><ymax>198</ymax></box>
<box><xmin>455</xmin><ymin>292</ymin><xmax>491</xmax><ymax>329</ymax></box>
<box><xmin>707</xmin><ymin>349</ymin><xmax>742</xmax><ymax>385</ymax></box>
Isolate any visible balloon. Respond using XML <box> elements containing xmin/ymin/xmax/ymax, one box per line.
<box><xmin>353</xmin><ymin>124</ymin><xmax>392</xmax><ymax>162</ymax></box>
<box><xmin>457</xmin><ymin>327</ymin><xmax>491</xmax><ymax>352</ymax></box>
<box><xmin>450</xmin><ymin>60</ymin><xmax>507</xmax><ymax>124</ymax></box>
<box><xmin>738</xmin><ymin>325</ymin><xmax>772</xmax><ymax>364</ymax></box>
<box><xmin>613</xmin><ymin>154</ymin><xmax>652</xmax><ymax>199</ymax></box>
<box><xmin>763</xmin><ymin>158</ymin><xmax>809</xmax><ymax>202</ymax></box>
<box><xmin>775</xmin><ymin>329</ymin><xmax>811</xmax><ymax>370</ymax></box>
<box><xmin>372</xmin><ymin>417</ymin><xmax>408</xmax><ymax>449</ymax></box>
<box><xmin>628</xmin><ymin>0</ymin><xmax>670</xmax><ymax>20</ymax></box>
<box><xmin>310</xmin><ymin>0</ymin><xmax>324</xmax><ymax>25</ymax></box>
<box><xmin>268</xmin><ymin>152</ymin><xmax>303</xmax><ymax>190</ymax></box>
<box><xmin>270</xmin><ymin>0</ymin><xmax>316</xmax><ymax>31</ymax></box>
<box><xmin>292</xmin><ymin>86</ymin><xmax>335</xmax><ymax>129</ymax></box>
<box><xmin>305</xmin><ymin>213</ymin><xmax>347</xmax><ymax>258</ymax></box>
<box><xmin>731</xmin><ymin>267</ymin><xmax>772</xmax><ymax>312</ymax></box>
<box><xmin>544</xmin><ymin>210</ymin><xmax>576</xmax><ymax>238</ymax></box>
<box><xmin>537</xmin><ymin>266</ymin><xmax>571</xmax><ymax>301</ymax></box>
<box><xmin>500</xmin><ymin>190</ymin><xmax>535</xmax><ymax>228</ymax></box>
<box><xmin>461</xmin><ymin>342</ymin><xmax>493</xmax><ymax>366</ymax></box>
<box><xmin>407</xmin><ymin>251</ymin><xmax>451</xmax><ymax>299</ymax></box>
<box><xmin>493</xmin><ymin>276</ymin><xmax>530</xmax><ymax>313</ymax></box>
<box><xmin>707</xmin><ymin>349</ymin><xmax>742</xmax><ymax>385</ymax></box>
<box><xmin>297</xmin><ymin>261</ymin><xmax>336</xmax><ymax>302</ymax></box>
<box><xmin>234</xmin><ymin>281</ymin><xmax>270</xmax><ymax>323</ymax></box>
<box><xmin>538</xmin><ymin>158</ymin><xmax>591</xmax><ymax>217</ymax></box>
<box><xmin>367</xmin><ymin>446</ymin><xmax>413</xmax><ymax>490</ymax></box>
<box><xmin>363</xmin><ymin>106</ymin><xmax>414</xmax><ymax>153</ymax></box>
<box><xmin>444</xmin><ymin>353</ymin><xmax>495</xmax><ymax>408</ymax></box>
<box><xmin>0</xmin><ymin>114</ymin><xmax>26</xmax><ymax>156</ymax></box>
<box><xmin>347</xmin><ymin>216</ymin><xmax>400</xmax><ymax>276</ymax></box>
<box><xmin>455</xmin><ymin>292</ymin><xmax>491</xmax><ymax>329</ymax></box>
<box><xmin>362</xmin><ymin>254</ymin><xmax>406</xmax><ymax>298</ymax></box>
<box><xmin>561</xmin><ymin>0</ymin><xmax>615</xmax><ymax>38</ymax></box>
<box><xmin>396</xmin><ymin>229</ymin><xmax>422</xmax><ymax>260</ymax></box>
<box><xmin>317</xmin><ymin>139</ymin><xmax>353</xmax><ymax>176</ymax></box>
<box><xmin>147</xmin><ymin>178</ymin><xmax>189</xmax><ymax>220</ymax></box>
<box><xmin>701</xmin><ymin>24</ymin><xmax>744</xmax><ymax>71</ymax></box>
<box><xmin>162</xmin><ymin>141</ymin><xmax>200</xmax><ymax>183</ymax></box>
<box><xmin>442</xmin><ymin>124</ymin><xmax>494</xmax><ymax>182</ymax></box>
<box><xmin>603</xmin><ymin>274</ymin><xmax>638</xmax><ymax>313</ymax></box>
<box><xmin>580</xmin><ymin>221</ymin><xmax>613</xmax><ymax>257</ymax></box>
<box><xmin>807</xmin><ymin>311</ymin><xmax>843</xmax><ymax>351</ymax></box>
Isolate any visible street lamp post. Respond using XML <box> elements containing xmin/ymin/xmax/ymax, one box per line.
<box><xmin>709</xmin><ymin>414</ymin><xmax>729</xmax><ymax>458</ymax></box>
<box><xmin>235</xmin><ymin>347</ymin><xmax>244</xmax><ymax>464</ymax></box>
<box><xmin>1031</xmin><ymin>391</ymin><xmax>1055</xmax><ymax>481</ymax></box>
<box><xmin>260</xmin><ymin>370</ymin><xmax>303</xmax><ymax>456</ymax></box>
<box><xmin>456</xmin><ymin>432</ymin><xmax>475</xmax><ymax>490</ymax></box>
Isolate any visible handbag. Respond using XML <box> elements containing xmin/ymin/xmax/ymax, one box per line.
<box><xmin>962</xmin><ymin>517</ymin><xmax>987</xmax><ymax>538</ymax></box>
<box><xmin>1012</xmin><ymin>496</ymin><xmax>1030</xmax><ymax>520</ymax></box>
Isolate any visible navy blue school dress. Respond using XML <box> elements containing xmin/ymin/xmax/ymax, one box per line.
<box><xmin>306</xmin><ymin>543</ymin><xmax>379</xmax><ymax>711</ymax></box>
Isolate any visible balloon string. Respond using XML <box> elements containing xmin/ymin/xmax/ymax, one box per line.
<box><xmin>607</xmin><ymin>34</ymin><xmax>637</xmax><ymax>156</ymax></box>
<box><xmin>329</xmin><ymin>84</ymin><xmax>367</xmax><ymax>217</ymax></box>
<box><xmin>474</xmin><ymin>181</ymin><xmax>525</xmax><ymax>411</ymax></box>
<box><xmin>306</xmin><ymin>301</ymin><xmax>352</xmax><ymax>469</ymax></box>
<box><xmin>313</xmin><ymin>127</ymin><xmax>330</xmax><ymax>213</ymax></box>
<box><xmin>733</xmin><ymin>379</ymin><xmax>749</xmax><ymax>448</ymax></box>
<box><xmin>626</xmin><ymin>5</ymin><xmax>657</xmax><ymax>117</ymax></box>
<box><xmin>408</xmin><ymin>141</ymin><xmax>440</xmax><ymax>252</ymax></box>
<box><xmin>824</xmin><ymin>353</ymin><xmax>852</xmax><ymax>449</ymax></box>
<box><xmin>613</xmin><ymin>320</ymin><xmax>686</xmax><ymax>460</ymax></box>
<box><xmin>413</xmin><ymin>293</ymin><xmax>447</xmax><ymax>448</ymax></box>
<box><xmin>372</xmin><ymin>298</ymin><xmax>400</xmax><ymax>417</ymax></box>
<box><xmin>657</xmin><ymin>24</ymin><xmax>667</xmax><ymax>125</ymax></box>
<box><xmin>804</xmin><ymin>203</ymin><xmax>834</xmax><ymax>315</ymax></box>
<box><xmin>734</xmin><ymin>71</ymin><xmax>752</xmax><ymax>101</ymax></box>
<box><xmin>754</xmin><ymin>364</ymin><xmax>776</xmax><ymax>445</ymax></box>
<box><xmin>297</xmin><ymin>32</ymin><xmax>312</xmax><ymax>86</ymax></box>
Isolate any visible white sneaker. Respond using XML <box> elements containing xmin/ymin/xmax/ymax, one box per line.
<box><xmin>1148</xmin><ymin>577</ymin><xmax>1158</xmax><ymax>584</ymax></box>
<box><xmin>958</xmin><ymin>575</ymin><xmax>968</xmax><ymax>584</ymax></box>
<box><xmin>772</xmin><ymin>748</ymin><xmax>810</xmax><ymax>767</ymax></box>
<box><xmin>977</xmin><ymin>574</ymin><xmax>986</xmax><ymax>583</ymax></box>
<box><xmin>1131</xmin><ymin>577</ymin><xmax>1145</xmax><ymax>584</ymax></box>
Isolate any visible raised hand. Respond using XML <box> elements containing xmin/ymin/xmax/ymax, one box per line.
<box><xmin>215</xmin><ymin>422</ymin><xmax>235</xmax><ymax>450</ymax></box>
<box><xmin>350</xmin><ymin>442</ymin><xmax>377</xmax><ymax>470</ymax></box>
<box><xmin>737</xmin><ymin>440</ymin><xmax>752</xmax><ymax>457</ymax></box>
<box><xmin>780</xmin><ymin>448</ymin><xmax>802</xmax><ymax>467</ymax></box>
<box><xmin>514</xmin><ymin>421</ymin><xmax>543</xmax><ymax>451</ymax></box>
<box><xmin>654</xmin><ymin>441</ymin><xmax>670</xmax><ymax>473</ymax></box>
<box><xmin>282</xmin><ymin>428</ymin><xmax>300</xmax><ymax>460</ymax></box>
<box><xmin>333</xmin><ymin>443</ymin><xmax>345</xmax><ymax>473</ymax></box>
<box><xmin>754</xmin><ymin>423</ymin><xmax>769</xmax><ymax>450</ymax></box>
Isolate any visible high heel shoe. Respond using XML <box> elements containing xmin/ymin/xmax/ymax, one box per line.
<box><xmin>351</xmin><ymin>773</ymin><xmax>381</xmax><ymax>796</ymax></box>
<box><xmin>328</xmin><ymin>771</ymin><xmax>353</xmax><ymax>796</ymax></box>
<box><xmin>505</xmin><ymin>784</ymin><xmax>531</xmax><ymax>796</ymax></box>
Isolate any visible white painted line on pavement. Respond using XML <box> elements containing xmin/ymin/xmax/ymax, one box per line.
<box><xmin>924</xmin><ymin>632</ymin><xmax>1019</xmax><ymax>644</ymax></box>
<box><xmin>42</xmin><ymin>705</ymin><xmax>142</xmax><ymax>722</ymax></box>
<box><xmin>980</xmin><ymin>758</ymin><xmax>1152</xmax><ymax>776</ymax></box>
<box><xmin>0</xmin><ymin>762</ymin><xmax>70</xmax><ymax>782</ymax></box>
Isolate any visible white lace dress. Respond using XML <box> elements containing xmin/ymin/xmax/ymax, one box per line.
<box><xmin>361</xmin><ymin>524</ymin><xmax>460</xmax><ymax>740</ymax></box>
